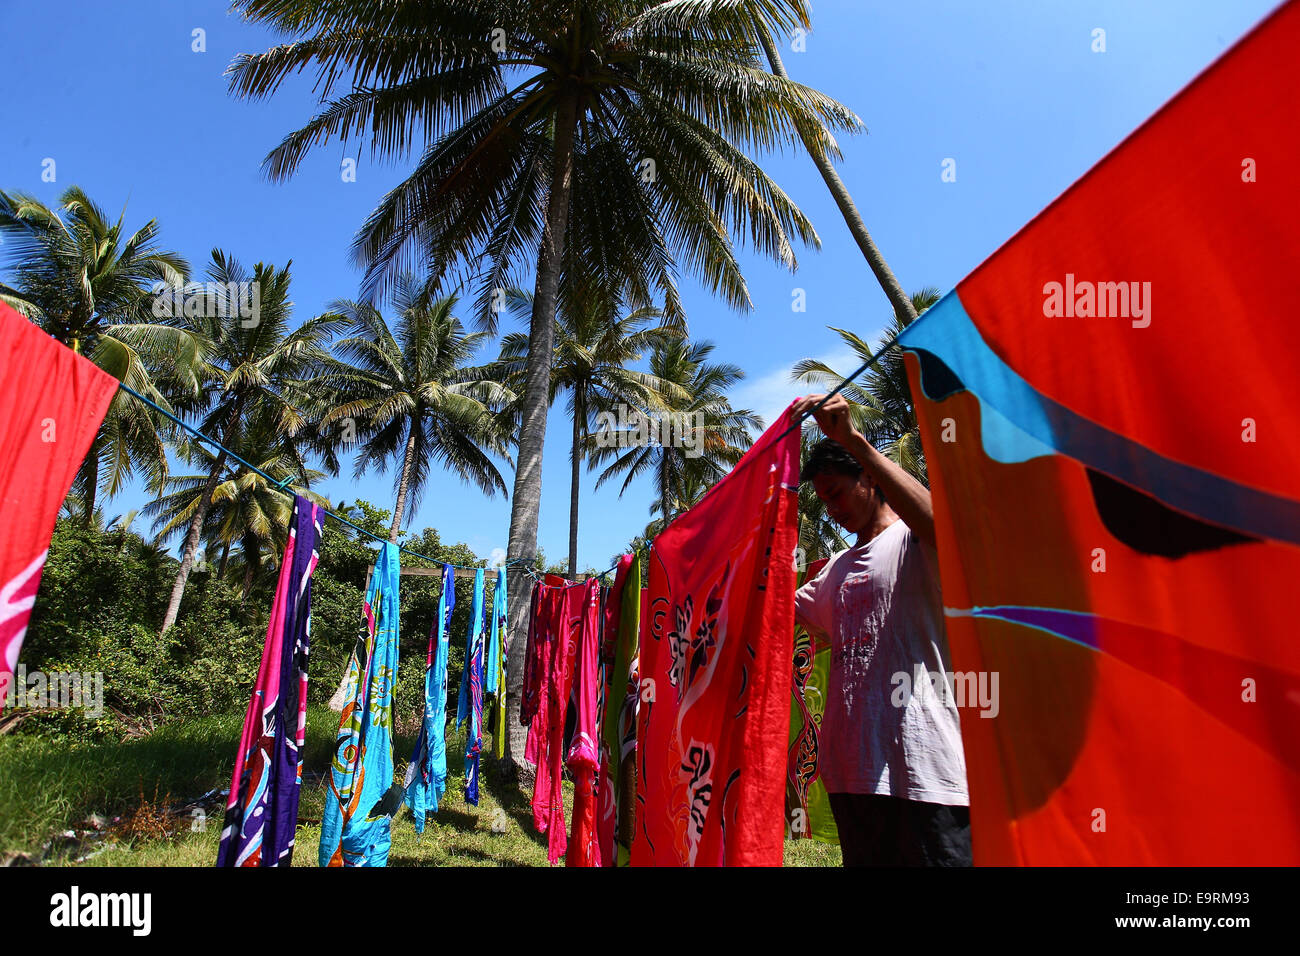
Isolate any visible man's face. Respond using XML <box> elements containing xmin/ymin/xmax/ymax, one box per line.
<box><xmin>812</xmin><ymin>470</ymin><xmax>878</xmax><ymax>536</ymax></box>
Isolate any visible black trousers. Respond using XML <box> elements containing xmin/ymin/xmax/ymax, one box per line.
<box><xmin>828</xmin><ymin>792</ymin><xmax>972</xmax><ymax>867</ymax></box>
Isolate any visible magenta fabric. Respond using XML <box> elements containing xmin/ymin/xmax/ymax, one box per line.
<box><xmin>529</xmin><ymin>582</ymin><xmax>579</xmax><ymax>862</ymax></box>
<box><xmin>523</xmin><ymin>577</ymin><xmax>567</xmax><ymax>765</ymax></box>
<box><xmin>565</xmin><ymin>579</ymin><xmax>604</xmax><ymax>867</ymax></box>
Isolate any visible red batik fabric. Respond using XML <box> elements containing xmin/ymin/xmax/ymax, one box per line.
<box><xmin>0</xmin><ymin>305</ymin><xmax>116</xmax><ymax>711</ymax></box>
<box><xmin>631</xmin><ymin>407</ymin><xmax>800</xmax><ymax>866</ymax></box>
<box><xmin>524</xmin><ymin>575</ymin><xmax>568</xmax><ymax>766</ymax></box>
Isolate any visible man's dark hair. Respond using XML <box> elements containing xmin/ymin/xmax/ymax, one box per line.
<box><xmin>800</xmin><ymin>438</ymin><xmax>863</xmax><ymax>483</ymax></box>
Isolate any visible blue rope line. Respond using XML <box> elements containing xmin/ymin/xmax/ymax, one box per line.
<box><xmin>117</xmin><ymin>326</ymin><xmax>902</xmax><ymax>579</ymax></box>
<box><xmin>776</xmin><ymin>330</ymin><xmax>903</xmax><ymax>442</ymax></box>
<box><xmin>644</xmin><ymin>330</ymin><xmax>905</xmax><ymax>556</ymax></box>
<box><xmin>116</xmin><ymin>381</ymin><xmax>533</xmax><ymax>574</ymax></box>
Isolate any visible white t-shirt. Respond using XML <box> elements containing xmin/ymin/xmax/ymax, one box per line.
<box><xmin>794</xmin><ymin>519</ymin><xmax>968</xmax><ymax>805</ymax></box>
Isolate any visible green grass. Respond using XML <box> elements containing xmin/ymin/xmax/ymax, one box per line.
<box><xmin>1</xmin><ymin>706</ymin><xmax>840</xmax><ymax>866</ymax></box>
<box><xmin>0</xmin><ymin>708</ymin><xmax>271</xmax><ymax>860</ymax></box>
<box><xmin>784</xmin><ymin>834</ymin><xmax>843</xmax><ymax>866</ymax></box>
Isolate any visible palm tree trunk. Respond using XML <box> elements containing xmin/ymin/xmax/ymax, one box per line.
<box><xmin>81</xmin><ymin>438</ymin><xmax>100</xmax><ymax>528</ymax></box>
<box><xmin>567</xmin><ymin>387</ymin><xmax>584</xmax><ymax>577</ymax></box>
<box><xmin>159</xmin><ymin>446</ymin><xmax>229</xmax><ymax>635</ymax></box>
<box><xmin>505</xmin><ymin>86</ymin><xmax>582</xmax><ymax>776</ymax></box>
<box><xmin>389</xmin><ymin>423</ymin><xmax>418</xmax><ymax>543</ymax></box>
<box><xmin>661</xmin><ymin>457</ymin><xmax>672</xmax><ymax>530</ymax></box>
<box><xmin>69</xmin><ymin>319</ymin><xmax>103</xmax><ymax>526</ymax></box>
<box><xmin>218</xmin><ymin>540</ymin><xmax>231</xmax><ymax>578</ymax></box>
<box><xmin>759</xmin><ymin>29</ymin><xmax>918</xmax><ymax>324</ymax></box>
<box><xmin>160</xmin><ymin>400</ymin><xmax>241</xmax><ymax>635</ymax></box>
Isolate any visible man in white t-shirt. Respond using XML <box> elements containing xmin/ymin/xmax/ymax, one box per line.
<box><xmin>789</xmin><ymin>392</ymin><xmax>970</xmax><ymax>866</ymax></box>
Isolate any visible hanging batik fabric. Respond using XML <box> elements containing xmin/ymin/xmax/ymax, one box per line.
<box><xmin>785</xmin><ymin>558</ymin><xmax>838</xmax><ymax>845</ymax></box>
<box><xmin>319</xmin><ymin>542</ymin><xmax>401</xmax><ymax>866</ymax></box>
<box><xmin>486</xmin><ymin>568</ymin><xmax>503</xmax><ymax>694</ymax></box>
<box><xmin>617</xmin><ymin>655</ymin><xmax>640</xmax><ymax>863</ymax></box>
<box><xmin>217</xmin><ymin>496</ymin><xmax>322</xmax><ymax>866</ymax></box>
<box><xmin>0</xmin><ymin>304</ymin><xmax>116</xmax><ymax>712</ymax></box>
<box><xmin>457</xmin><ymin>568</ymin><xmax>486</xmax><ymax>805</ymax></box>
<box><xmin>632</xmin><ymin>409</ymin><xmax>800</xmax><ymax>866</ymax></box>
<box><xmin>597</xmin><ymin>554</ymin><xmax>639</xmax><ymax>866</ymax></box>
<box><xmin>488</xmin><ymin>566</ymin><xmax>507</xmax><ymax>759</ymax></box>
<box><xmin>565</xmin><ymin>578</ymin><xmax>604</xmax><ymax>866</ymax></box>
<box><xmin>519</xmin><ymin>583</ymin><xmax>545</xmax><ymax>728</ymax></box>
<box><xmin>404</xmin><ymin>563</ymin><xmax>456</xmax><ymax>832</ymax></box>
<box><xmin>897</xmin><ymin>0</ymin><xmax>1300</xmax><ymax>865</ymax></box>
<box><xmin>527</xmin><ymin>576</ymin><xmax>585</xmax><ymax>863</ymax></box>
<box><xmin>523</xmin><ymin>575</ymin><xmax>569</xmax><ymax>764</ymax></box>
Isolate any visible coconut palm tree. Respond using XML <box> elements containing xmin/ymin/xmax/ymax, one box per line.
<box><xmin>791</xmin><ymin>287</ymin><xmax>942</xmax><ymax>484</ymax></box>
<box><xmin>493</xmin><ymin>288</ymin><xmax>679</xmax><ymax>574</ymax></box>
<box><xmin>314</xmin><ymin>279</ymin><xmax>513</xmax><ymax>542</ymax></box>
<box><xmin>226</xmin><ymin>0</ymin><xmax>859</xmax><ymax>769</ymax></box>
<box><xmin>643</xmin><ymin>468</ymin><xmax>712</xmax><ymax>538</ymax></box>
<box><xmin>756</xmin><ymin>28</ymin><xmax>918</xmax><ymax>324</ymax></box>
<box><xmin>591</xmin><ymin>336</ymin><xmax>759</xmax><ymax>526</ymax></box>
<box><xmin>0</xmin><ymin>187</ymin><xmax>201</xmax><ymax>521</ymax></box>
<box><xmin>158</xmin><ymin>251</ymin><xmax>341</xmax><ymax>635</ymax></box>
<box><xmin>145</xmin><ymin>411</ymin><xmax>328</xmax><ymax>594</ymax></box>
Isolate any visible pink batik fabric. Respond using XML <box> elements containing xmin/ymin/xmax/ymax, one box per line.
<box><xmin>529</xmin><ymin>580</ymin><xmax>580</xmax><ymax>862</ymax></box>
<box><xmin>565</xmin><ymin>579</ymin><xmax>603</xmax><ymax>867</ymax></box>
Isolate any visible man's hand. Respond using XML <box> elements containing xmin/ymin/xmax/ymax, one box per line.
<box><xmin>791</xmin><ymin>392</ymin><xmax>857</xmax><ymax>447</ymax></box>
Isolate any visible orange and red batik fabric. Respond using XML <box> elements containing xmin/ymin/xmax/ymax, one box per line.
<box><xmin>0</xmin><ymin>304</ymin><xmax>116</xmax><ymax>711</ymax></box>
<box><xmin>631</xmin><ymin>407</ymin><xmax>800</xmax><ymax>866</ymax></box>
<box><xmin>899</xmin><ymin>0</ymin><xmax>1300</xmax><ymax>864</ymax></box>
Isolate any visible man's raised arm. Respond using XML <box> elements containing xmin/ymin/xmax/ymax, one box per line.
<box><xmin>790</xmin><ymin>393</ymin><xmax>935</xmax><ymax>548</ymax></box>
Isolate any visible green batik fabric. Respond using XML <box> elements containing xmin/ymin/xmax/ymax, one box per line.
<box><xmin>600</xmin><ymin>552</ymin><xmax>641</xmax><ymax>866</ymax></box>
<box><xmin>788</xmin><ymin>564</ymin><xmax>839</xmax><ymax>845</ymax></box>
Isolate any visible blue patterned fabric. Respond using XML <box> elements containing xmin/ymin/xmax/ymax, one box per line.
<box><xmin>404</xmin><ymin>563</ymin><xmax>456</xmax><ymax>832</ymax></box>
<box><xmin>486</xmin><ymin>567</ymin><xmax>505</xmax><ymax>694</ymax></box>
<box><xmin>318</xmin><ymin>542</ymin><xmax>400</xmax><ymax>866</ymax></box>
<box><xmin>457</xmin><ymin>569</ymin><xmax>486</xmax><ymax>804</ymax></box>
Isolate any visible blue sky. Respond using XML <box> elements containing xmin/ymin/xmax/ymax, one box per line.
<box><xmin>0</xmin><ymin>0</ymin><xmax>1280</xmax><ymax>570</ymax></box>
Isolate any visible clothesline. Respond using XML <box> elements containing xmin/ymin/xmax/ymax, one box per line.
<box><xmin>517</xmin><ymin>558</ymin><xmax>620</xmax><ymax>585</ymax></box>
<box><xmin>766</xmin><ymin>330</ymin><xmax>904</xmax><ymax>468</ymax></box>
<box><xmin>116</xmin><ymin>324</ymin><xmax>901</xmax><ymax>579</ymax></box>
<box><xmin>166</xmin><ymin>320</ymin><xmax>898</xmax><ymax>869</ymax></box>
<box><xmin>115</xmin><ymin>380</ymin><xmax>532</xmax><ymax>574</ymax></box>
<box><xmin>638</xmin><ymin>330</ymin><xmax>906</xmax><ymax>555</ymax></box>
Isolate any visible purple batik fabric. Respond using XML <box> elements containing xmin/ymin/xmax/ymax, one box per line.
<box><xmin>217</xmin><ymin>496</ymin><xmax>321</xmax><ymax>867</ymax></box>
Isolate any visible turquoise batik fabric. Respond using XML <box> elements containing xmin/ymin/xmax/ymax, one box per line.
<box><xmin>319</xmin><ymin>542</ymin><xmax>401</xmax><ymax>866</ymax></box>
<box><xmin>486</xmin><ymin>567</ymin><xmax>504</xmax><ymax>695</ymax></box>
<box><xmin>404</xmin><ymin>563</ymin><xmax>456</xmax><ymax>833</ymax></box>
<box><xmin>489</xmin><ymin>567</ymin><xmax>508</xmax><ymax>759</ymax></box>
